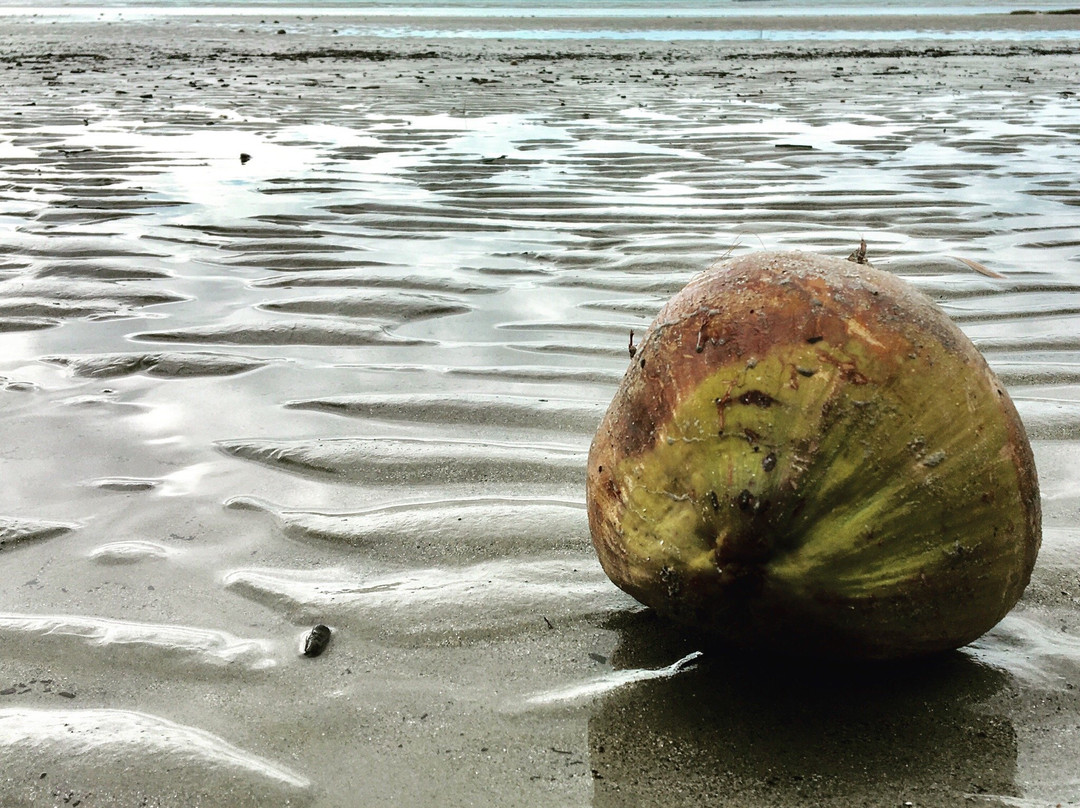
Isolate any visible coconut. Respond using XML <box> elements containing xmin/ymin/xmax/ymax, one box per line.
<box><xmin>586</xmin><ymin>250</ymin><xmax>1040</xmax><ymax>659</ymax></box>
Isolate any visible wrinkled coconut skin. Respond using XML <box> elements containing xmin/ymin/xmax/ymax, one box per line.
<box><xmin>587</xmin><ymin>251</ymin><xmax>1041</xmax><ymax>659</ymax></box>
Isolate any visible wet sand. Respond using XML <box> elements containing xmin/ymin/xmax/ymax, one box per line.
<box><xmin>2</xmin><ymin>12</ymin><xmax>1080</xmax><ymax>807</ymax></box>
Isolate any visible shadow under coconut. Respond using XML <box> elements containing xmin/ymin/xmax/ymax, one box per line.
<box><xmin>588</xmin><ymin>611</ymin><xmax>1018</xmax><ymax>808</ymax></box>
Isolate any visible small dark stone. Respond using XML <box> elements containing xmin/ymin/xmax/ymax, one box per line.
<box><xmin>240</xmin><ymin>152</ymin><xmax>251</xmax><ymax>164</ymax></box>
<box><xmin>303</xmin><ymin>624</ymin><xmax>332</xmax><ymax>657</ymax></box>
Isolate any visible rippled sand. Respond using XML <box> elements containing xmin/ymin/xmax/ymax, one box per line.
<box><xmin>2</xmin><ymin>13</ymin><xmax>1080</xmax><ymax>807</ymax></box>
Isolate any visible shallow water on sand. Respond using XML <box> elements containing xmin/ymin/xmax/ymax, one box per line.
<box><xmin>2</xmin><ymin>21</ymin><xmax>1080</xmax><ymax>807</ymax></box>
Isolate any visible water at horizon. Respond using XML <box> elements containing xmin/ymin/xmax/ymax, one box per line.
<box><xmin>3</xmin><ymin>0</ymin><xmax>1079</xmax><ymax>42</ymax></box>
<box><xmin>2</xmin><ymin>0</ymin><xmax>1080</xmax><ymax>14</ymax></box>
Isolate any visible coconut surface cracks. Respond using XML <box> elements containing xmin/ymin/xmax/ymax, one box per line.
<box><xmin>586</xmin><ymin>251</ymin><xmax>1041</xmax><ymax>659</ymax></box>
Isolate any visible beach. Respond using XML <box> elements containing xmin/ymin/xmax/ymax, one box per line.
<box><xmin>2</xmin><ymin>7</ymin><xmax>1080</xmax><ymax>806</ymax></box>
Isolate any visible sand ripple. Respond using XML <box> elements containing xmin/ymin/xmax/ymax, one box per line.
<box><xmin>0</xmin><ymin>516</ymin><xmax>76</xmax><ymax>550</ymax></box>
<box><xmin>45</xmin><ymin>351</ymin><xmax>269</xmax><ymax>379</ymax></box>
<box><xmin>135</xmin><ymin>320</ymin><xmax>428</xmax><ymax>346</ymax></box>
<box><xmin>227</xmin><ymin>495</ymin><xmax>589</xmax><ymax>561</ymax></box>
<box><xmin>224</xmin><ymin>558</ymin><xmax>632</xmax><ymax>641</ymax></box>
<box><xmin>0</xmin><ymin>707</ymin><xmax>309</xmax><ymax>805</ymax></box>
<box><xmin>259</xmin><ymin>292</ymin><xmax>471</xmax><ymax>321</ymax></box>
<box><xmin>0</xmin><ymin>612</ymin><xmax>276</xmax><ymax>672</ymax></box>
<box><xmin>87</xmin><ymin>539</ymin><xmax>174</xmax><ymax>563</ymax></box>
<box><xmin>218</xmin><ymin>436</ymin><xmax>587</xmax><ymax>486</ymax></box>
<box><xmin>286</xmin><ymin>392</ymin><xmax>604</xmax><ymax>431</ymax></box>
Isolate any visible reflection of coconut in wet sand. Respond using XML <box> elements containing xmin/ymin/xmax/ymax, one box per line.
<box><xmin>588</xmin><ymin>611</ymin><xmax>1018</xmax><ymax>807</ymax></box>
<box><xmin>587</xmin><ymin>250</ymin><xmax>1041</xmax><ymax>659</ymax></box>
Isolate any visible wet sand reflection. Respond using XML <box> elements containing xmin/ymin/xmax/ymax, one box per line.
<box><xmin>589</xmin><ymin>611</ymin><xmax>1017</xmax><ymax>807</ymax></box>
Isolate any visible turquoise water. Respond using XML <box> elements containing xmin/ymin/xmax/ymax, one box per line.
<box><xmin>2</xmin><ymin>0</ymin><xmax>1078</xmax><ymax>41</ymax></box>
<box><xmin>2</xmin><ymin>0</ymin><xmax>1079</xmax><ymax>14</ymax></box>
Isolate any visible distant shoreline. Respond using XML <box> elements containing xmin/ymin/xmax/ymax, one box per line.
<box><xmin>1</xmin><ymin>5</ymin><xmax>1079</xmax><ymax>46</ymax></box>
<box><xmin>0</xmin><ymin>2</ymin><xmax>1079</xmax><ymax>19</ymax></box>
